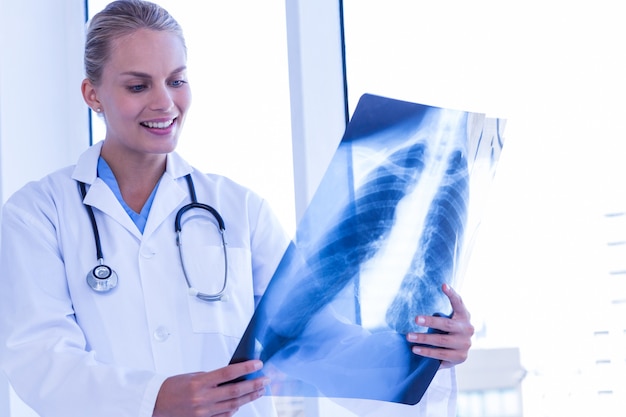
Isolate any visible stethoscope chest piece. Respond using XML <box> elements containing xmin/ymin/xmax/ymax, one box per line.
<box><xmin>79</xmin><ymin>174</ymin><xmax>226</xmax><ymax>300</ymax></box>
<box><xmin>86</xmin><ymin>262</ymin><xmax>118</xmax><ymax>292</ymax></box>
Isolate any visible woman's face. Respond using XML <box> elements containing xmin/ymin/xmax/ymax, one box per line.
<box><xmin>85</xmin><ymin>28</ymin><xmax>191</xmax><ymax>158</ymax></box>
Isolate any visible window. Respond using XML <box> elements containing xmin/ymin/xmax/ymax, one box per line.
<box><xmin>342</xmin><ymin>0</ymin><xmax>626</xmax><ymax>414</ymax></box>
<box><xmin>458</xmin><ymin>389</ymin><xmax>522</xmax><ymax>417</ymax></box>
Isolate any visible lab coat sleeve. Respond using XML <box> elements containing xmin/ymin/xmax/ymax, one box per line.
<box><xmin>248</xmin><ymin>197</ymin><xmax>291</xmax><ymax>300</ymax></box>
<box><xmin>0</xmin><ymin>192</ymin><xmax>166</xmax><ymax>417</ymax></box>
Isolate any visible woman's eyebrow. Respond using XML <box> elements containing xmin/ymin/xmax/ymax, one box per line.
<box><xmin>120</xmin><ymin>66</ymin><xmax>187</xmax><ymax>79</ymax></box>
<box><xmin>171</xmin><ymin>66</ymin><xmax>187</xmax><ymax>75</ymax></box>
<box><xmin>120</xmin><ymin>70</ymin><xmax>151</xmax><ymax>78</ymax></box>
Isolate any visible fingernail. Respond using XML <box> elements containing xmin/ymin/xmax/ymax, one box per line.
<box><xmin>253</xmin><ymin>360</ymin><xmax>263</xmax><ymax>371</ymax></box>
<box><xmin>412</xmin><ymin>346</ymin><xmax>422</xmax><ymax>355</ymax></box>
<box><xmin>416</xmin><ymin>316</ymin><xmax>426</xmax><ymax>325</ymax></box>
<box><xmin>407</xmin><ymin>333</ymin><xmax>417</xmax><ymax>342</ymax></box>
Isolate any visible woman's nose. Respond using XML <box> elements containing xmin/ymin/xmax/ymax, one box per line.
<box><xmin>149</xmin><ymin>84</ymin><xmax>174</xmax><ymax>111</ymax></box>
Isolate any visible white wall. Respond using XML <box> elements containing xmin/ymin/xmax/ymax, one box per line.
<box><xmin>0</xmin><ymin>2</ymin><xmax>89</xmax><ymax>415</ymax></box>
<box><xmin>0</xmin><ymin>0</ymin><xmax>89</xmax><ymax>203</ymax></box>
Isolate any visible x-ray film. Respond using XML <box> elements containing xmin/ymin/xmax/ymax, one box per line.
<box><xmin>231</xmin><ymin>94</ymin><xmax>506</xmax><ymax>405</ymax></box>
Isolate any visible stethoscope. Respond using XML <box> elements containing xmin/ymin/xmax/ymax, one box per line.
<box><xmin>79</xmin><ymin>174</ymin><xmax>228</xmax><ymax>302</ymax></box>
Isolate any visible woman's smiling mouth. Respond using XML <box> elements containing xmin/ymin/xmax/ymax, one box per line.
<box><xmin>140</xmin><ymin>118</ymin><xmax>176</xmax><ymax>129</ymax></box>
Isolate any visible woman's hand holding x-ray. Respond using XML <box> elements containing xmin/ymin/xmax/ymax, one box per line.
<box><xmin>406</xmin><ymin>284</ymin><xmax>474</xmax><ymax>368</ymax></box>
<box><xmin>152</xmin><ymin>360</ymin><xmax>269</xmax><ymax>417</ymax></box>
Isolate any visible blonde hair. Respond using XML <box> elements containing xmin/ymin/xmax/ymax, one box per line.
<box><xmin>84</xmin><ymin>0</ymin><xmax>186</xmax><ymax>85</ymax></box>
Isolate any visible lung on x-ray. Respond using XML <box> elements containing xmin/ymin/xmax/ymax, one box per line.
<box><xmin>231</xmin><ymin>94</ymin><xmax>506</xmax><ymax>405</ymax></box>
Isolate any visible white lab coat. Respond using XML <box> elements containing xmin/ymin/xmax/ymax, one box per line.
<box><xmin>0</xmin><ymin>142</ymin><xmax>289</xmax><ymax>417</ymax></box>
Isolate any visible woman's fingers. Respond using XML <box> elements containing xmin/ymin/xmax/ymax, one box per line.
<box><xmin>406</xmin><ymin>284</ymin><xmax>475</xmax><ymax>367</ymax></box>
<box><xmin>153</xmin><ymin>360</ymin><xmax>270</xmax><ymax>417</ymax></box>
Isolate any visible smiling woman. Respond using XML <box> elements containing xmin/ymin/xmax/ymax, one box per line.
<box><xmin>0</xmin><ymin>1</ymin><xmax>345</xmax><ymax>416</ymax></box>
<box><xmin>0</xmin><ymin>2</ymin><xmax>294</xmax><ymax>416</ymax></box>
<box><xmin>84</xmin><ymin>27</ymin><xmax>191</xmax><ymax>211</ymax></box>
<box><xmin>88</xmin><ymin>0</ymin><xmax>297</xmax><ymax>235</ymax></box>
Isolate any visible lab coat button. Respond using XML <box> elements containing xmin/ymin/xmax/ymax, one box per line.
<box><xmin>153</xmin><ymin>326</ymin><xmax>170</xmax><ymax>342</ymax></box>
<box><xmin>141</xmin><ymin>248</ymin><xmax>156</xmax><ymax>258</ymax></box>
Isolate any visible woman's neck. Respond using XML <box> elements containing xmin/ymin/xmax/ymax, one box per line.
<box><xmin>100</xmin><ymin>142</ymin><xmax>167</xmax><ymax>213</ymax></box>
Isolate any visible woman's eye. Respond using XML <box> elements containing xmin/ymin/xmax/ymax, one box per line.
<box><xmin>128</xmin><ymin>84</ymin><xmax>146</xmax><ymax>93</ymax></box>
<box><xmin>171</xmin><ymin>80</ymin><xmax>187</xmax><ymax>88</ymax></box>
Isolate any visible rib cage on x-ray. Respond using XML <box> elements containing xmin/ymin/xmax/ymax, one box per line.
<box><xmin>259</xmin><ymin>130</ymin><xmax>469</xmax><ymax>358</ymax></box>
<box><xmin>230</xmin><ymin>94</ymin><xmax>505</xmax><ymax>405</ymax></box>
<box><xmin>386</xmin><ymin>148</ymin><xmax>468</xmax><ymax>333</ymax></box>
<box><xmin>259</xmin><ymin>141</ymin><xmax>431</xmax><ymax>362</ymax></box>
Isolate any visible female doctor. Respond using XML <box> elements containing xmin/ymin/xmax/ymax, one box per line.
<box><xmin>0</xmin><ymin>1</ymin><xmax>474</xmax><ymax>416</ymax></box>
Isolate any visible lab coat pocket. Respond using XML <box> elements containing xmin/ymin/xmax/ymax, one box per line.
<box><xmin>186</xmin><ymin>246</ymin><xmax>254</xmax><ymax>337</ymax></box>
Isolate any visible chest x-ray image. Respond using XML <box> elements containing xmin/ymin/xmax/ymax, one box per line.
<box><xmin>231</xmin><ymin>93</ymin><xmax>506</xmax><ymax>405</ymax></box>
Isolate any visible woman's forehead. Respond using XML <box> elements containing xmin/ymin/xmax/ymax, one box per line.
<box><xmin>106</xmin><ymin>28</ymin><xmax>187</xmax><ymax>75</ymax></box>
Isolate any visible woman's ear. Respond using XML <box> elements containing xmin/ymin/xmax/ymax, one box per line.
<box><xmin>81</xmin><ymin>78</ymin><xmax>102</xmax><ymax>112</ymax></box>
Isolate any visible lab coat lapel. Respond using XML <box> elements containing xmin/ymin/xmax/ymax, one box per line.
<box><xmin>142</xmin><ymin>151</ymin><xmax>192</xmax><ymax>239</ymax></box>
<box><xmin>142</xmin><ymin>173</ymin><xmax>187</xmax><ymax>239</ymax></box>
<box><xmin>82</xmin><ymin>179</ymin><xmax>142</xmax><ymax>239</ymax></box>
<box><xmin>72</xmin><ymin>143</ymin><xmax>192</xmax><ymax>239</ymax></box>
<box><xmin>72</xmin><ymin>142</ymin><xmax>142</xmax><ymax>238</ymax></box>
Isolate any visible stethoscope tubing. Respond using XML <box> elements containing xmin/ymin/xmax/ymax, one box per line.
<box><xmin>79</xmin><ymin>173</ymin><xmax>228</xmax><ymax>301</ymax></box>
<box><xmin>79</xmin><ymin>181</ymin><xmax>105</xmax><ymax>261</ymax></box>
